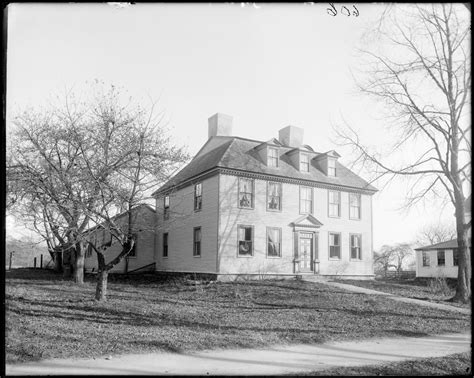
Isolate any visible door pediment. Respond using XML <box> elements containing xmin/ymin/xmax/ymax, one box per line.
<box><xmin>291</xmin><ymin>214</ymin><xmax>323</xmax><ymax>230</ymax></box>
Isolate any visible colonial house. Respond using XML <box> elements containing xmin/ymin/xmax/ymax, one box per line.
<box><xmin>152</xmin><ymin>113</ymin><xmax>378</xmax><ymax>280</ymax></box>
<box><xmin>83</xmin><ymin>204</ymin><xmax>156</xmax><ymax>273</ymax></box>
<box><xmin>414</xmin><ymin>195</ymin><xmax>471</xmax><ymax>279</ymax></box>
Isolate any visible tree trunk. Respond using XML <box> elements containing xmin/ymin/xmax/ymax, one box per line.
<box><xmin>95</xmin><ymin>269</ymin><xmax>108</xmax><ymax>301</ymax></box>
<box><xmin>53</xmin><ymin>250</ymin><xmax>63</xmax><ymax>273</ymax></box>
<box><xmin>95</xmin><ymin>252</ymin><xmax>108</xmax><ymax>301</ymax></box>
<box><xmin>453</xmin><ymin>199</ymin><xmax>471</xmax><ymax>302</ymax></box>
<box><xmin>74</xmin><ymin>243</ymin><xmax>85</xmax><ymax>284</ymax></box>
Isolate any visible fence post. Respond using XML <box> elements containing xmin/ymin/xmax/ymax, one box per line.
<box><xmin>40</xmin><ymin>254</ymin><xmax>43</xmax><ymax>269</ymax></box>
<box><xmin>34</xmin><ymin>257</ymin><xmax>37</xmax><ymax>269</ymax></box>
<box><xmin>9</xmin><ymin>251</ymin><xmax>14</xmax><ymax>271</ymax></box>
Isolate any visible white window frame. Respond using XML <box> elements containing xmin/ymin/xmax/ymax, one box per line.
<box><xmin>329</xmin><ymin>232</ymin><xmax>341</xmax><ymax>260</ymax></box>
<box><xmin>268</xmin><ymin>147</ymin><xmax>279</xmax><ymax>168</ymax></box>
<box><xmin>328</xmin><ymin>158</ymin><xmax>336</xmax><ymax>176</ymax></box>
<box><xmin>300</xmin><ymin>153</ymin><xmax>310</xmax><ymax>172</ymax></box>
<box><xmin>238</xmin><ymin>178</ymin><xmax>254</xmax><ymax>209</ymax></box>
<box><xmin>422</xmin><ymin>251</ymin><xmax>430</xmax><ymax>267</ymax></box>
<box><xmin>328</xmin><ymin>190</ymin><xmax>341</xmax><ymax>218</ymax></box>
<box><xmin>267</xmin><ymin>181</ymin><xmax>282</xmax><ymax>211</ymax></box>
<box><xmin>349</xmin><ymin>193</ymin><xmax>361</xmax><ymax>220</ymax></box>
<box><xmin>437</xmin><ymin>249</ymin><xmax>445</xmax><ymax>266</ymax></box>
<box><xmin>237</xmin><ymin>225</ymin><xmax>254</xmax><ymax>257</ymax></box>
<box><xmin>193</xmin><ymin>227</ymin><xmax>201</xmax><ymax>257</ymax></box>
<box><xmin>194</xmin><ymin>183</ymin><xmax>202</xmax><ymax>211</ymax></box>
<box><xmin>266</xmin><ymin>227</ymin><xmax>282</xmax><ymax>258</ymax></box>
<box><xmin>350</xmin><ymin>234</ymin><xmax>362</xmax><ymax>260</ymax></box>
<box><xmin>164</xmin><ymin>195</ymin><xmax>170</xmax><ymax>220</ymax></box>
<box><xmin>299</xmin><ymin>186</ymin><xmax>313</xmax><ymax>214</ymax></box>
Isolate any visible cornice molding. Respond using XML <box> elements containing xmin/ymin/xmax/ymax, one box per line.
<box><xmin>219</xmin><ymin>168</ymin><xmax>376</xmax><ymax>195</ymax></box>
<box><xmin>155</xmin><ymin>166</ymin><xmax>377</xmax><ymax>197</ymax></box>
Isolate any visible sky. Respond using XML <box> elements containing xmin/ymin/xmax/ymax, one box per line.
<box><xmin>5</xmin><ymin>3</ymin><xmax>467</xmax><ymax>248</ymax></box>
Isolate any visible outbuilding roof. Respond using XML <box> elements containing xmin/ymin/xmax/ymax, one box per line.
<box><xmin>414</xmin><ymin>238</ymin><xmax>472</xmax><ymax>251</ymax></box>
<box><xmin>153</xmin><ymin>136</ymin><xmax>377</xmax><ymax>196</ymax></box>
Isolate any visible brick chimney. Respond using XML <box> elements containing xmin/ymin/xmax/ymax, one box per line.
<box><xmin>278</xmin><ymin>125</ymin><xmax>304</xmax><ymax>147</ymax></box>
<box><xmin>208</xmin><ymin>113</ymin><xmax>233</xmax><ymax>139</ymax></box>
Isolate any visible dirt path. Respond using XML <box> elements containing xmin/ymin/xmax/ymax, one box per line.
<box><xmin>305</xmin><ymin>279</ymin><xmax>471</xmax><ymax>315</ymax></box>
<box><xmin>6</xmin><ymin>332</ymin><xmax>471</xmax><ymax>375</ymax></box>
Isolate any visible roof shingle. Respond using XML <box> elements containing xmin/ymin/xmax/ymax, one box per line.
<box><xmin>154</xmin><ymin>136</ymin><xmax>377</xmax><ymax>195</ymax></box>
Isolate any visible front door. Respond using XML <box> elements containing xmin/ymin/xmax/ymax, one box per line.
<box><xmin>299</xmin><ymin>233</ymin><xmax>313</xmax><ymax>272</ymax></box>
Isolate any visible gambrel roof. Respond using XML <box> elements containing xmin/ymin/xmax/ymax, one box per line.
<box><xmin>153</xmin><ymin>136</ymin><xmax>377</xmax><ymax>196</ymax></box>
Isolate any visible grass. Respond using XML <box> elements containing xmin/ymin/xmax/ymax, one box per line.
<box><xmin>6</xmin><ymin>269</ymin><xmax>471</xmax><ymax>365</ymax></box>
<box><xmin>333</xmin><ymin>278</ymin><xmax>471</xmax><ymax>308</ymax></box>
<box><xmin>292</xmin><ymin>352</ymin><xmax>472</xmax><ymax>376</ymax></box>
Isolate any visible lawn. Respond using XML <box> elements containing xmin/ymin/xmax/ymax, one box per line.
<box><xmin>294</xmin><ymin>352</ymin><xmax>472</xmax><ymax>376</ymax></box>
<box><xmin>333</xmin><ymin>278</ymin><xmax>471</xmax><ymax>308</ymax></box>
<box><xmin>5</xmin><ymin>269</ymin><xmax>471</xmax><ymax>365</ymax></box>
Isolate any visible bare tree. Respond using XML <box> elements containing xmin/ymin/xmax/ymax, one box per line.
<box><xmin>334</xmin><ymin>4</ymin><xmax>471</xmax><ymax>302</ymax></box>
<box><xmin>7</xmin><ymin>110</ymin><xmax>95</xmax><ymax>283</ymax></box>
<box><xmin>7</xmin><ymin>83</ymin><xmax>188</xmax><ymax>295</ymax></box>
<box><xmin>374</xmin><ymin>243</ymin><xmax>414</xmax><ymax>278</ymax></box>
<box><xmin>70</xmin><ymin>83</ymin><xmax>188</xmax><ymax>300</ymax></box>
<box><xmin>416</xmin><ymin>222</ymin><xmax>457</xmax><ymax>247</ymax></box>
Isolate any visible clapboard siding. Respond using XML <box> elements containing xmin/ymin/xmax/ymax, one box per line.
<box><xmin>84</xmin><ymin>205</ymin><xmax>156</xmax><ymax>273</ymax></box>
<box><xmin>218</xmin><ymin>173</ymin><xmax>373</xmax><ymax>276</ymax></box>
<box><xmin>415</xmin><ymin>249</ymin><xmax>459</xmax><ymax>278</ymax></box>
<box><xmin>155</xmin><ymin>174</ymin><xmax>219</xmax><ymax>273</ymax></box>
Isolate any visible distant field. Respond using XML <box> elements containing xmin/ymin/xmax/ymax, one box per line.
<box><xmin>6</xmin><ymin>269</ymin><xmax>471</xmax><ymax>364</ymax></box>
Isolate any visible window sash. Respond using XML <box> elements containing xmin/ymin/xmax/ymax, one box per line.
<box><xmin>164</xmin><ymin>196</ymin><xmax>170</xmax><ymax>219</ymax></box>
<box><xmin>350</xmin><ymin>235</ymin><xmax>361</xmax><ymax>259</ymax></box>
<box><xmin>238</xmin><ymin>226</ymin><xmax>253</xmax><ymax>256</ymax></box>
<box><xmin>194</xmin><ymin>183</ymin><xmax>202</xmax><ymax>210</ymax></box>
<box><xmin>193</xmin><ymin>228</ymin><xmax>201</xmax><ymax>256</ymax></box>
<box><xmin>349</xmin><ymin>194</ymin><xmax>361</xmax><ymax>219</ymax></box>
<box><xmin>239</xmin><ymin>178</ymin><xmax>254</xmax><ymax>208</ymax></box>
<box><xmin>328</xmin><ymin>191</ymin><xmax>340</xmax><ymax>217</ymax></box>
<box><xmin>422</xmin><ymin>252</ymin><xmax>430</xmax><ymax>266</ymax></box>
<box><xmin>300</xmin><ymin>154</ymin><xmax>310</xmax><ymax>172</ymax></box>
<box><xmin>267</xmin><ymin>228</ymin><xmax>281</xmax><ymax>257</ymax></box>
<box><xmin>268</xmin><ymin>148</ymin><xmax>279</xmax><ymax>167</ymax></box>
<box><xmin>329</xmin><ymin>233</ymin><xmax>341</xmax><ymax>259</ymax></box>
<box><xmin>300</xmin><ymin>186</ymin><xmax>312</xmax><ymax>214</ymax></box>
<box><xmin>267</xmin><ymin>182</ymin><xmax>281</xmax><ymax>210</ymax></box>
<box><xmin>163</xmin><ymin>233</ymin><xmax>168</xmax><ymax>257</ymax></box>
<box><xmin>328</xmin><ymin>159</ymin><xmax>336</xmax><ymax>176</ymax></box>
<box><xmin>437</xmin><ymin>250</ymin><xmax>445</xmax><ymax>266</ymax></box>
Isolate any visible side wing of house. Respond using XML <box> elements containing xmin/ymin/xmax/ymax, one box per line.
<box><xmin>155</xmin><ymin>174</ymin><xmax>219</xmax><ymax>274</ymax></box>
<box><xmin>84</xmin><ymin>206</ymin><xmax>156</xmax><ymax>273</ymax></box>
<box><xmin>415</xmin><ymin>248</ymin><xmax>459</xmax><ymax>278</ymax></box>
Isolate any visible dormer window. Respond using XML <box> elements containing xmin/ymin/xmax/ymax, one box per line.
<box><xmin>268</xmin><ymin>147</ymin><xmax>279</xmax><ymax>167</ymax></box>
<box><xmin>328</xmin><ymin>158</ymin><xmax>336</xmax><ymax>176</ymax></box>
<box><xmin>300</xmin><ymin>153</ymin><xmax>310</xmax><ymax>172</ymax></box>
